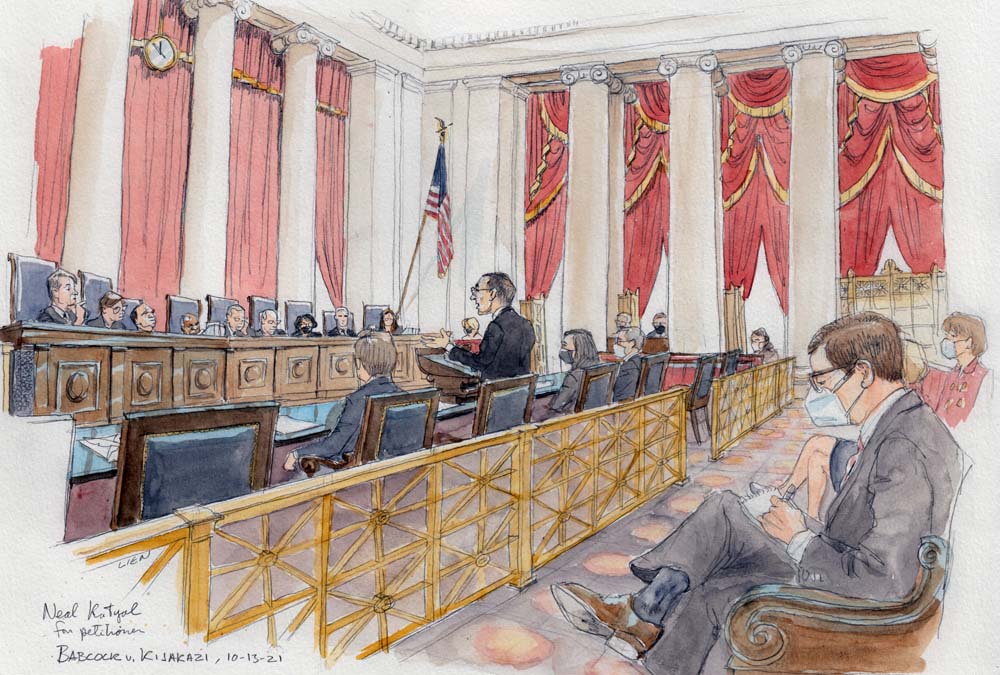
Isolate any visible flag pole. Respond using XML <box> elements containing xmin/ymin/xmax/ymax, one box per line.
<box><xmin>397</xmin><ymin>119</ymin><xmax>450</xmax><ymax>319</ymax></box>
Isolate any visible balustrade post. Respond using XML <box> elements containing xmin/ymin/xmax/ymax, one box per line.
<box><xmin>314</xmin><ymin>494</ymin><xmax>333</xmax><ymax>657</ymax></box>
<box><xmin>509</xmin><ymin>427</ymin><xmax>536</xmax><ymax>589</ymax></box>
<box><xmin>176</xmin><ymin>505</ymin><xmax>220</xmax><ymax>639</ymax></box>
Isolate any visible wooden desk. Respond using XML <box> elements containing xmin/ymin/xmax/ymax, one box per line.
<box><xmin>0</xmin><ymin>322</ymin><xmax>430</xmax><ymax>424</ymax></box>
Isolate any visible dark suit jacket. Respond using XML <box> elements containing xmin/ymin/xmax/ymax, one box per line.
<box><xmin>612</xmin><ymin>354</ymin><xmax>642</xmax><ymax>402</ymax></box>
<box><xmin>447</xmin><ymin>306</ymin><xmax>535</xmax><ymax>381</ymax></box>
<box><xmin>85</xmin><ymin>317</ymin><xmax>124</xmax><ymax>330</ymax></box>
<box><xmin>291</xmin><ymin>329</ymin><xmax>321</xmax><ymax>338</ymax></box>
<box><xmin>303</xmin><ymin>375</ymin><xmax>402</xmax><ymax>462</ymax></box>
<box><xmin>327</xmin><ymin>327</ymin><xmax>357</xmax><ymax>337</ymax></box>
<box><xmin>252</xmin><ymin>328</ymin><xmax>287</xmax><ymax>337</ymax></box>
<box><xmin>548</xmin><ymin>357</ymin><xmax>601</xmax><ymax>413</ymax></box>
<box><xmin>797</xmin><ymin>390</ymin><xmax>964</xmax><ymax>598</ymax></box>
<box><xmin>37</xmin><ymin>305</ymin><xmax>74</xmax><ymax>325</ymax></box>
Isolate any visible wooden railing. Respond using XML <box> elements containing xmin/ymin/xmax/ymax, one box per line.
<box><xmin>710</xmin><ymin>357</ymin><xmax>796</xmax><ymax>461</ymax></box>
<box><xmin>73</xmin><ymin>388</ymin><xmax>688</xmax><ymax>664</ymax></box>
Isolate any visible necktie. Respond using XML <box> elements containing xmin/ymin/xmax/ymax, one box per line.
<box><xmin>844</xmin><ymin>439</ymin><xmax>865</xmax><ymax>480</ymax></box>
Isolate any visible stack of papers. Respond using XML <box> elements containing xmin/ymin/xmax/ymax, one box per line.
<box><xmin>80</xmin><ymin>434</ymin><xmax>121</xmax><ymax>464</ymax></box>
<box><xmin>275</xmin><ymin>415</ymin><xmax>323</xmax><ymax>436</ymax></box>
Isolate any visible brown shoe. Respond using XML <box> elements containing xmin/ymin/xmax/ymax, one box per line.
<box><xmin>550</xmin><ymin>583</ymin><xmax>662</xmax><ymax>658</ymax></box>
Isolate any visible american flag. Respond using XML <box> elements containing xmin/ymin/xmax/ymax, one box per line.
<box><xmin>425</xmin><ymin>143</ymin><xmax>453</xmax><ymax>278</ymax></box>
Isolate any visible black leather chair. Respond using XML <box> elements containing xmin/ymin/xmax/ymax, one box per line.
<box><xmin>636</xmin><ymin>352</ymin><xmax>672</xmax><ymax>399</ymax></box>
<box><xmin>121</xmin><ymin>297</ymin><xmax>143</xmax><ymax>331</ymax></box>
<box><xmin>323</xmin><ymin>309</ymin><xmax>356</xmax><ymax>335</ymax></box>
<box><xmin>687</xmin><ymin>354</ymin><xmax>717</xmax><ymax>443</ymax></box>
<box><xmin>472</xmin><ymin>374</ymin><xmax>537</xmax><ymax>436</ymax></box>
<box><xmin>575</xmin><ymin>363</ymin><xmax>619</xmax><ymax>413</ymax></box>
<box><xmin>207</xmin><ymin>295</ymin><xmax>239</xmax><ymax>325</ymax></box>
<box><xmin>285</xmin><ymin>300</ymin><xmax>314</xmax><ymax>335</ymax></box>
<box><xmin>248</xmin><ymin>296</ymin><xmax>277</xmax><ymax>333</ymax></box>
<box><xmin>78</xmin><ymin>271</ymin><xmax>112</xmax><ymax>324</ymax></box>
<box><xmin>723</xmin><ymin>349</ymin><xmax>742</xmax><ymax>376</ymax></box>
<box><xmin>166</xmin><ymin>295</ymin><xmax>202</xmax><ymax>334</ymax></box>
<box><xmin>8</xmin><ymin>253</ymin><xmax>57</xmax><ymax>322</ymax></box>
<box><xmin>362</xmin><ymin>304</ymin><xmax>389</xmax><ymax>331</ymax></box>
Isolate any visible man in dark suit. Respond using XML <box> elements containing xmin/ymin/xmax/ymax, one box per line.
<box><xmin>252</xmin><ymin>309</ymin><xmax>286</xmax><ymax>337</ymax></box>
<box><xmin>326</xmin><ymin>307</ymin><xmax>357</xmax><ymax>337</ymax></box>
<box><xmin>422</xmin><ymin>272</ymin><xmax>535</xmax><ymax>381</ymax></box>
<box><xmin>550</xmin><ymin>313</ymin><xmax>964</xmax><ymax>674</ymax></box>
<box><xmin>284</xmin><ymin>331</ymin><xmax>402</xmax><ymax>471</ymax></box>
<box><xmin>612</xmin><ymin>327</ymin><xmax>644</xmax><ymax>402</ymax></box>
<box><xmin>37</xmin><ymin>269</ymin><xmax>85</xmax><ymax>325</ymax></box>
<box><xmin>84</xmin><ymin>291</ymin><xmax>126</xmax><ymax>330</ymax></box>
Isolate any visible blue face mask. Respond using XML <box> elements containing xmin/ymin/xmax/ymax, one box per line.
<box><xmin>804</xmin><ymin>370</ymin><xmax>860</xmax><ymax>427</ymax></box>
<box><xmin>940</xmin><ymin>338</ymin><xmax>957</xmax><ymax>360</ymax></box>
<box><xmin>613</xmin><ymin>345</ymin><xmax>627</xmax><ymax>358</ymax></box>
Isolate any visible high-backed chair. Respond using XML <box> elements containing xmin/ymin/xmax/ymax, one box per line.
<box><xmin>121</xmin><ymin>297</ymin><xmax>143</xmax><ymax>331</ymax></box>
<box><xmin>8</xmin><ymin>253</ymin><xmax>57</xmax><ymax>322</ymax></box>
<box><xmin>575</xmin><ymin>363</ymin><xmax>619</xmax><ymax>413</ymax></box>
<box><xmin>285</xmin><ymin>300</ymin><xmax>314</xmax><ymax>335</ymax></box>
<box><xmin>78</xmin><ymin>271</ymin><xmax>112</xmax><ymax>323</ymax></box>
<box><xmin>248</xmin><ymin>296</ymin><xmax>277</xmax><ymax>333</ymax></box>
<box><xmin>166</xmin><ymin>295</ymin><xmax>202</xmax><ymax>334</ymax></box>
<box><xmin>642</xmin><ymin>336</ymin><xmax>670</xmax><ymax>354</ymax></box>
<box><xmin>635</xmin><ymin>352</ymin><xmax>672</xmax><ymax>399</ymax></box>
<box><xmin>207</xmin><ymin>295</ymin><xmax>239</xmax><ymax>325</ymax></box>
<box><xmin>323</xmin><ymin>309</ymin><xmax>356</xmax><ymax>335</ymax></box>
<box><xmin>362</xmin><ymin>304</ymin><xmax>389</xmax><ymax>331</ymax></box>
<box><xmin>472</xmin><ymin>374</ymin><xmax>537</xmax><ymax>437</ymax></box>
<box><xmin>300</xmin><ymin>388</ymin><xmax>440</xmax><ymax>476</ymax></box>
<box><xmin>687</xmin><ymin>354</ymin><xmax>716</xmax><ymax>443</ymax></box>
<box><xmin>725</xmin><ymin>536</ymin><xmax>949</xmax><ymax>675</ymax></box>
<box><xmin>111</xmin><ymin>403</ymin><xmax>278</xmax><ymax>529</ymax></box>
<box><xmin>723</xmin><ymin>349</ymin><xmax>742</xmax><ymax>376</ymax></box>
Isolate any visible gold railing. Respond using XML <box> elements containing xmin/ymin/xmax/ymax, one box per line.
<box><xmin>711</xmin><ymin>357</ymin><xmax>795</xmax><ymax>460</ymax></box>
<box><xmin>73</xmin><ymin>388</ymin><xmax>688</xmax><ymax>664</ymax></box>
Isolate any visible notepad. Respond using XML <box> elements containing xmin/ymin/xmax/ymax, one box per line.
<box><xmin>275</xmin><ymin>415</ymin><xmax>324</xmax><ymax>436</ymax></box>
<box><xmin>739</xmin><ymin>482</ymin><xmax>783</xmax><ymax>520</ymax></box>
<box><xmin>80</xmin><ymin>434</ymin><xmax>121</xmax><ymax>464</ymax></box>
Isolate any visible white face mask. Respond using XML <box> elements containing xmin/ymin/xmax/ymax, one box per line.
<box><xmin>940</xmin><ymin>338</ymin><xmax>958</xmax><ymax>360</ymax></box>
<box><xmin>804</xmin><ymin>369</ymin><xmax>863</xmax><ymax>427</ymax></box>
<box><xmin>613</xmin><ymin>345</ymin><xmax>627</xmax><ymax>358</ymax></box>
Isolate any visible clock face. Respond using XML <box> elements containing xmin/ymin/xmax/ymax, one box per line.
<box><xmin>143</xmin><ymin>34</ymin><xmax>177</xmax><ymax>72</ymax></box>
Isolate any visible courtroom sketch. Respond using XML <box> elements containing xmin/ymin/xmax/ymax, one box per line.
<box><xmin>0</xmin><ymin>0</ymin><xmax>997</xmax><ymax>674</ymax></box>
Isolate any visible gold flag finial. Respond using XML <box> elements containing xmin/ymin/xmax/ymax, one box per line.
<box><xmin>435</xmin><ymin>117</ymin><xmax>452</xmax><ymax>143</ymax></box>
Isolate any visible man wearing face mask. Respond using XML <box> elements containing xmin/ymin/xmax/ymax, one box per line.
<box><xmin>612</xmin><ymin>328</ymin><xmax>644</xmax><ymax>402</ymax></box>
<box><xmin>645</xmin><ymin>312</ymin><xmax>668</xmax><ymax>339</ymax></box>
<box><xmin>917</xmin><ymin>312</ymin><xmax>989</xmax><ymax>428</ymax></box>
<box><xmin>548</xmin><ymin>312</ymin><xmax>964</xmax><ymax>674</ymax></box>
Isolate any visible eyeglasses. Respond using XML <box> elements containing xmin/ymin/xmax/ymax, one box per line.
<box><xmin>469</xmin><ymin>285</ymin><xmax>493</xmax><ymax>300</ymax></box>
<box><xmin>808</xmin><ymin>365</ymin><xmax>852</xmax><ymax>393</ymax></box>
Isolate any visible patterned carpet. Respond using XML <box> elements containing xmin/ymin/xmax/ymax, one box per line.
<box><xmin>390</xmin><ymin>392</ymin><xmax>816</xmax><ymax>674</ymax></box>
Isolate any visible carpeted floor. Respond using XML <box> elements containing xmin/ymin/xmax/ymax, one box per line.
<box><xmin>391</xmin><ymin>393</ymin><xmax>817</xmax><ymax>675</ymax></box>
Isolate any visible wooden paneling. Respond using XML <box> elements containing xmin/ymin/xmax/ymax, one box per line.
<box><xmin>318</xmin><ymin>344</ymin><xmax>357</xmax><ymax>393</ymax></box>
<box><xmin>226</xmin><ymin>348</ymin><xmax>275</xmax><ymax>402</ymax></box>
<box><xmin>173</xmin><ymin>349</ymin><xmax>226</xmax><ymax>407</ymax></box>
<box><xmin>275</xmin><ymin>346</ymin><xmax>318</xmax><ymax>397</ymax></box>
<box><xmin>44</xmin><ymin>346</ymin><xmax>111</xmax><ymax>423</ymax></box>
<box><xmin>123</xmin><ymin>348</ymin><xmax>173</xmax><ymax>413</ymax></box>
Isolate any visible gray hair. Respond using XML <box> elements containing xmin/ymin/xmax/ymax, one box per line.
<box><xmin>622</xmin><ymin>327</ymin><xmax>645</xmax><ymax>349</ymax></box>
<box><xmin>259</xmin><ymin>309</ymin><xmax>278</xmax><ymax>322</ymax></box>
<box><xmin>226</xmin><ymin>303</ymin><xmax>245</xmax><ymax>318</ymax></box>
<box><xmin>46</xmin><ymin>269</ymin><xmax>77</xmax><ymax>299</ymax></box>
<box><xmin>482</xmin><ymin>272</ymin><xmax>516</xmax><ymax>306</ymax></box>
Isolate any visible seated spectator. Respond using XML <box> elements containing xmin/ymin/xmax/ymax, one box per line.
<box><xmin>180</xmin><ymin>313</ymin><xmax>201</xmax><ymax>335</ymax></box>
<box><xmin>131</xmin><ymin>302</ymin><xmax>156</xmax><ymax>333</ymax></box>
<box><xmin>201</xmin><ymin>304</ymin><xmax>249</xmax><ymax>337</ymax></box>
<box><xmin>615</xmin><ymin>312</ymin><xmax>633</xmax><ymax>333</ymax></box>
<box><xmin>613</xmin><ymin>328</ymin><xmax>644</xmax><ymax>402</ymax></box>
<box><xmin>36</xmin><ymin>269</ymin><xmax>85</xmax><ymax>325</ymax></box>
<box><xmin>917</xmin><ymin>312</ymin><xmax>989</xmax><ymax>428</ymax></box>
<box><xmin>326</xmin><ymin>307</ymin><xmax>356</xmax><ymax>337</ymax></box>
<box><xmin>645</xmin><ymin>312</ymin><xmax>667</xmax><ymax>339</ymax></box>
<box><xmin>461</xmin><ymin>317</ymin><xmax>482</xmax><ymax>340</ymax></box>
<box><xmin>253</xmin><ymin>309</ymin><xmax>286</xmax><ymax>337</ymax></box>
<box><xmin>549</xmin><ymin>312</ymin><xmax>964</xmax><ymax>673</ymax></box>
<box><xmin>547</xmin><ymin>329</ymin><xmax>601</xmax><ymax>415</ymax></box>
<box><xmin>291</xmin><ymin>313</ymin><xmax>321</xmax><ymax>337</ymax></box>
<box><xmin>750</xmin><ymin>327</ymin><xmax>780</xmax><ymax>363</ymax></box>
<box><xmin>378</xmin><ymin>308</ymin><xmax>404</xmax><ymax>335</ymax></box>
<box><xmin>84</xmin><ymin>291</ymin><xmax>125</xmax><ymax>330</ymax></box>
<box><xmin>283</xmin><ymin>331</ymin><xmax>402</xmax><ymax>472</ymax></box>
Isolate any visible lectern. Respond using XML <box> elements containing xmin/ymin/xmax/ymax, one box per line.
<box><xmin>415</xmin><ymin>348</ymin><xmax>480</xmax><ymax>403</ymax></box>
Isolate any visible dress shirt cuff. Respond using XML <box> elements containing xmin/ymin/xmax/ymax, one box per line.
<box><xmin>444</xmin><ymin>343</ymin><xmax>454</xmax><ymax>353</ymax></box>
<box><xmin>786</xmin><ymin>530</ymin><xmax>816</xmax><ymax>564</ymax></box>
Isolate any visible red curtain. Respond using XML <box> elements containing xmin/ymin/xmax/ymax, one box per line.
<box><xmin>838</xmin><ymin>53</ymin><xmax>944</xmax><ymax>276</ymax></box>
<box><xmin>623</xmin><ymin>81</ymin><xmax>670</xmax><ymax>316</ymax></box>
<box><xmin>225</xmin><ymin>22</ymin><xmax>283</xmax><ymax>303</ymax></box>
<box><xmin>524</xmin><ymin>91</ymin><xmax>569</xmax><ymax>300</ymax></box>
<box><xmin>119</xmin><ymin>0</ymin><xmax>194</xmax><ymax>319</ymax></box>
<box><xmin>720</xmin><ymin>67</ymin><xmax>791</xmax><ymax>314</ymax></box>
<box><xmin>34</xmin><ymin>38</ymin><xmax>83</xmax><ymax>263</ymax></box>
<box><xmin>315</xmin><ymin>57</ymin><xmax>350</xmax><ymax>308</ymax></box>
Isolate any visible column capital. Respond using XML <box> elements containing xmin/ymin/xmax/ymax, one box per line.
<box><xmin>182</xmin><ymin>0</ymin><xmax>254</xmax><ymax>21</ymax></box>
<box><xmin>270</xmin><ymin>23</ymin><xmax>338</xmax><ymax>58</ymax></box>
<box><xmin>401</xmin><ymin>73</ymin><xmax>424</xmax><ymax>94</ymax></box>
<box><xmin>780</xmin><ymin>39</ymin><xmax>847</xmax><ymax>64</ymax></box>
<box><xmin>347</xmin><ymin>60</ymin><xmax>398</xmax><ymax>81</ymax></box>
<box><xmin>424</xmin><ymin>79</ymin><xmax>458</xmax><ymax>94</ymax></box>
<box><xmin>623</xmin><ymin>84</ymin><xmax>638</xmax><ymax>105</ymax></box>
<box><xmin>559</xmin><ymin>62</ymin><xmax>626</xmax><ymax>96</ymax></box>
<box><xmin>463</xmin><ymin>75</ymin><xmax>505</xmax><ymax>91</ymax></box>
<box><xmin>656</xmin><ymin>52</ymin><xmax>719</xmax><ymax>78</ymax></box>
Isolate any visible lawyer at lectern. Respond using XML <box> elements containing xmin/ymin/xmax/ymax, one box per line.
<box><xmin>422</xmin><ymin>272</ymin><xmax>535</xmax><ymax>380</ymax></box>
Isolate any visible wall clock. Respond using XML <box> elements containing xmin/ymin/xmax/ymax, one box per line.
<box><xmin>142</xmin><ymin>34</ymin><xmax>177</xmax><ymax>72</ymax></box>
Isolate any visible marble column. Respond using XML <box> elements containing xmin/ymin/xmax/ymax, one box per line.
<box><xmin>178</xmin><ymin>2</ymin><xmax>240</xmax><ymax>306</ymax></box>
<box><xmin>561</xmin><ymin>64</ymin><xmax>612</xmax><ymax>343</ymax></box>
<box><xmin>512</xmin><ymin>88</ymin><xmax>529</xmax><ymax>297</ymax></box>
<box><xmin>786</xmin><ymin>42</ymin><xmax>842</xmax><ymax>366</ymax></box>
<box><xmin>61</xmin><ymin>13</ymin><xmax>132</xmax><ymax>281</ymax></box>
<box><xmin>665</xmin><ymin>55</ymin><xmax>722</xmax><ymax>353</ymax></box>
<box><xmin>344</xmin><ymin>61</ymin><xmax>398</xmax><ymax>325</ymax></box>
<box><xmin>272</xmin><ymin>25</ymin><xmax>336</xmax><ymax>308</ymax></box>
<box><xmin>606</xmin><ymin>88</ymin><xmax>627</xmax><ymax>335</ymax></box>
<box><xmin>397</xmin><ymin>73</ymin><xmax>424</xmax><ymax>326</ymax></box>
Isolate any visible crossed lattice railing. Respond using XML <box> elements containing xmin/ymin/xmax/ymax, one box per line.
<box><xmin>75</xmin><ymin>388</ymin><xmax>688</xmax><ymax>664</ymax></box>
<box><xmin>711</xmin><ymin>357</ymin><xmax>796</xmax><ymax>460</ymax></box>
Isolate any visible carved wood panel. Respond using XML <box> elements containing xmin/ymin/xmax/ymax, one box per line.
<box><xmin>122</xmin><ymin>348</ymin><xmax>172</xmax><ymax>413</ymax></box>
<box><xmin>318</xmin><ymin>345</ymin><xmax>357</xmax><ymax>393</ymax></box>
<box><xmin>275</xmin><ymin>346</ymin><xmax>319</xmax><ymax>397</ymax></box>
<box><xmin>46</xmin><ymin>346</ymin><xmax>110</xmax><ymax>423</ymax></box>
<box><xmin>173</xmin><ymin>349</ymin><xmax>225</xmax><ymax>407</ymax></box>
<box><xmin>225</xmin><ymin>348</ymin><xmax>275</xmax><ymax>402</ymax></box>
